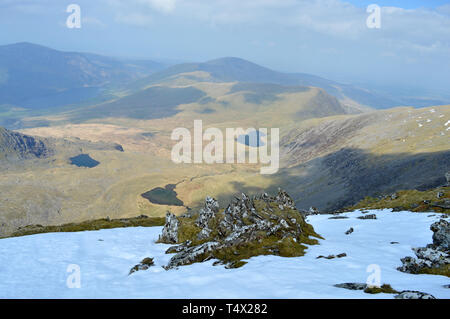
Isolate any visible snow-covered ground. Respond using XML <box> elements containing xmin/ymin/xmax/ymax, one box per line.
<box><xmin>0</xmin><ymin>210</ymin><xmax>449</xmax><ymax>299</ymax></box>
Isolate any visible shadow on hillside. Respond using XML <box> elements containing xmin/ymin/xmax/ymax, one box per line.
<box><xmin>277</xmin><ymin>147</ymin><xmax>450</xmax><ymax>211</ymax></box>
<box><xmin>176</xmin><ymin>148</ymin><xmax>449</xmax><ymax>213</ymax></box>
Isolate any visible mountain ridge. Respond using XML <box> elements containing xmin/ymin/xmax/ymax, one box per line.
<box><xmin>0</xmin><ymin>42</ymin><xmax>166</xmax><ymax>110</ymax></box>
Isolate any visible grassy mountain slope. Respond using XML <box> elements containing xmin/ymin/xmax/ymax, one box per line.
<box><xmin>128</xmin><ymin>57</ymin><xmax>434</xmax><ymax>109</ymax></box>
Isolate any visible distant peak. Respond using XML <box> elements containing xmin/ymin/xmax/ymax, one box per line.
<box><xmin>0</xmin><ymin>42</ymin><xmax>57</xmax><ymax>51</ymax></box>
<box><xmin>205</xmin><ymin>57</ymin><xmax>258</xmax><ymax>65</ymax></box>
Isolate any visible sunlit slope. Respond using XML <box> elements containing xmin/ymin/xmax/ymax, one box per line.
<box><xmin>2</xmin><ymin>105</ymin><xmax>448</xmax><ymax>236</ymax></box>
<box><xmin>22</xmin><ymin>79</ymin><xmax>350</xmax><ymax>131</ymax></box>
<box><xmin>125</xmin><ymin>57</ymin><xmax>414</xmax><ymax>109</ymax></box>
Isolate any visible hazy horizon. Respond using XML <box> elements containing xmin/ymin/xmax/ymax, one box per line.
<box><xmin>1</xmin><ymin>0</ymin><xmax>449</xmax><ymax>97</ymax></box>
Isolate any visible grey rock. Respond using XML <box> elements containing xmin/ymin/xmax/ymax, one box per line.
<box><xmin>345</xmin><ymin>227</ymin><xmax>354</xmax><ymax>235</ymax></box>
<box><xmin>398</xmin><ymin>218</ymin><xmax>449</xmax><ymax>274</ymax></box>
<box><xmin>161</xmin><ymin>189</ymin><xmax>311</xmax><ymax>270</ymax></box>
<box><xmin>164</xmin><ymin>241</ymin><xmax>220</xmax><ymax>270</ymax></box>
<box><xmin>446</xmin><ymin>172</ymin><xmax>450</xmax><ymax>186</ymax></box>
<box><xmin>196</xmin><ymin>196</ymin><xmax>219</xmax><ymax>240</ymax></box>
<box><xmin>158</xmin><ymin>212</ymin><xmax>179</xmax><ymax>244</ymax></box>
<box><xmin>334</xmin><ymin>283</ymin><xmax>367</xmax><ymax>290</ymax></box>
<box><xmin>129</xmin><ymin>257</ymin><xmax>155</xmax><ymax>275</ymax></box>
<box><xmin>430</xmin><ymin>219</ymin><xmax>449</xmax><ymax>251</ymax></box>
<box><xmin>317</xmin><ymin>253</ymin><xmax>346</xmax><ymax>259</ymax></box>
<box><xmin>328</xmin><ymin>215</ymin><xmax>349</xmax><ymax>220</ymax></box>
<box><xmin>357</xmin><ymin>214</ymin><xmax>377</xmax><ymax>220</ymax></box>
<box><xmin>394</xmin><ymin>291</ymin><xmax>436</xmax><ymax>299</ymax></box>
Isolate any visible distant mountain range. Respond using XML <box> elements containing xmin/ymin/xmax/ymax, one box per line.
<box><xmin>0</xmin><ymin>42</ymin><xmax>449</xmax><ymax>236</ymax></box>
<box><xmin>0</xmin><ymin>43</ymin><xmax>449</xmax><ymax>126</ymax></box>
<box><xmin>128</xmin><ymin>56</ymin><xmax>449</xmax><ymax>109</ymax></box>
<box><xmin>0</xmin><ymin>42</ymin><xmax>166</xmax><ymax>111</ymax></box>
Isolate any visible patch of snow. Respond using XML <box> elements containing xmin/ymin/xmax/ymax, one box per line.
<box><xmin>0</xmin><ymin>210</ymin><xmax>448</xmax><ymax>299</ymax></box>
<box><xmin>445</xmin><ymin>120</ymin><xmax>450</xmax><ymax>126</ymax></box>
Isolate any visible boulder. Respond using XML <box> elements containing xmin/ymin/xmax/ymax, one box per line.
<box><xmin>129</xmin><ymin>257</ymin><xmax>155</xmax><ymax>275</ymax></box>
<box><xmin>397</xmin><ymin>218</ymin><xmax>449</xmax><ymax>275</ymax></box>
<box><xmin>430</xmin><ymin>219</ymin><xmax>449</xmax><ymax>250</ymax></box>
<box><xmin>334</xmin><ymin>283</ymin><xmax>367</xmax><ymax>290</ymax></box>
<box><xmin>357</xmin><ymin>214</ymin><xmax>377</xmax><ymax>220</ymax></box>
<box><xmin>394</xmin><ymin>291</ymin><xmax>436</xmax><ymax>299</ymax></box>
<box><xmin>345</xmin><ymin>227</ymin><xmax>354</xmax><ymax>235</ymax></box>
<box><xmin>158</xmin><ymin>212</ymin><xmax>179</xmax><ymax>244</ymax></box>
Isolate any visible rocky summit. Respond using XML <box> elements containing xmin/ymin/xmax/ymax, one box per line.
<box><xmin>157</xmin><ymin>189</ymin><xmax>322</xmax><ymax>270</ymax></box>
<box><xmin>398</xmin><ymin>219</ymin><xmax>449</xmax><ymax>277</ymax></box>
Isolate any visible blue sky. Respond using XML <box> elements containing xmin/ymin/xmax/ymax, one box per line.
<box><xmin>1</xmin><ymin>0</ymin><xmax>449</xmax><ymax>96</ymax></box>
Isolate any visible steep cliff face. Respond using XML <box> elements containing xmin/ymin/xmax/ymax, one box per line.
<box><xmin>0</xmin><ymin>126</ymin><xmax>51</xmax><ymax>160</ymax></box>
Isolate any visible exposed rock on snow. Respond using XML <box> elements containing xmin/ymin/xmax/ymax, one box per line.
<box><xmin>345</xmin><ymin>227</ymin><xmax>354</xmax><ymax>235</ymax></box>
<box><xmin>357</xmin><ymin>214</ymin><xmax>377</xmax><ymax>220</ymax></box>
<box><xmin>328</xmin><ymin>215</ymin><xmax>349</xmax><ymax>220</ymax></box>
<box><xmin>431</xmin><ymin>219</ymin><xmax>449</xmax><ymax>250</ymax></box>
<box><xmin>157</xmin><ymin>189</ymin><xmax>321</xmax><ymax>270</ymax></box>
<box><xmin>335</xmin><ymin>283</ymin><xmax>435</xmax><ymax>297</ymax></box>
<box><xmin>394</xmin><ymin>291</ymin><xmax>436</xmax><ymax>299</ymax></box>
<box><xmin>158</xmin><ymin>212</ymin><xmax>179</xmax><ymax>244</ymax></box>
<box><xmin>129</xmin><ymin>257</ymin><xmax>155</xmax><ymax>275</ymax></box>
<box><xmin>398</xmin><ymin>219</ymin><xmax>449</xmax><ymax>276</ymax></box>
<box><xmin>317</xmin><ymin>253</ymin><xmax>346</xmax><ymax>259</ymax></box>
<box><xmin>334</xmin><ymin>283</ymin><xmax>367</xmax><ymax>290</ymax></box>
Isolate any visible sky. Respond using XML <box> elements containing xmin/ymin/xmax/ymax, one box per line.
<box><xmin>0</xmin><ymin>0</ymin><xmax>449</xmax><ymax>96</ymax></box>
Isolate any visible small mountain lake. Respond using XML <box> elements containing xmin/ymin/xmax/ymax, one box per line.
<box><xmin>237</xmin><ymin>130</ymin><xmax>265</xmax><ymax>147</ymax></box>
<box><xmin>141</xmin><ymin>184</ymin><xmax>184</xmax><ymax>206</ymax></box>
<box><xmin>69</xmin><ymin>154</ymin><xmax>100</xmax><ymax>168</ymax></box>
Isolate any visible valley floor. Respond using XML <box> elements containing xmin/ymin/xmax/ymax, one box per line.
<box><xmin>0</xmin><ymin>210</ymin><xmax>448</xmax><ymax>298</ymax></box>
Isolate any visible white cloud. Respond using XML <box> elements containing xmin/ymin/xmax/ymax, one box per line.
<box><xmin>171</xmin><ymin>0</ymin><xmax>450</xmax><ymax>55</ymax></box>
<box><xmin>136</xmin><ymin>0</ymin><xmax>176</xmax><ymax>13</ymax></box>
<box><xmin>115</xmin><ymin>12</ymin><xmax>153</xmax><ymax>26</ymax></box>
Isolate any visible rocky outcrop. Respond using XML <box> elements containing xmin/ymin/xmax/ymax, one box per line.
<box><xmin>158</xmin><ymin>212</ymin><xmax>179</xmax><ymax>244</ymax></box>
<box><xmin>345</xmin><ymin>227</ymin><xmax>354</xmax><ymax>235</ymax></box>
<box><xmin>357</xmin><ymin>214</ymin><xmax>377</xmax><ymax>220</ymax></box>
<box><xmin>334</xmin><ymin>283</ymin><xmax>435</xmax><ymax>298</ymax></box>
<box><xmin>317</xmin><ymin>253</ymin><xmax>346</xmax><ymax>259</ymax></box>
<box><xmin>129</xmin><ymin>257</ymin><xmax>155</xmax><ymax>275</ymax></box>
<box><xmin>0</xmin><ymin>126</ymin><xmax>51</xmax><ymax>160</ymax></box>
<box><xmin>394</xmin><ymin>291</ymin><xmax>436</xmax><ymax>299</ymax></box>
<box><xmin>398</xmin><ymin>219</ymin><xmax>449</xmax><ymax>276</ymax></box>
<box><xmin>431</xmin><ymin>219</ymin><xmax>449</xmax><ymax>250</ymax></box>
<box><xmin>157</xmin><ymin>189</ymin><xmax>321</xmax><ymax>270</ymax></box>
<box><xmin>334</xmin><ymin>283</ymin><xmax>367</xmax><ymax>290</ymax></box>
